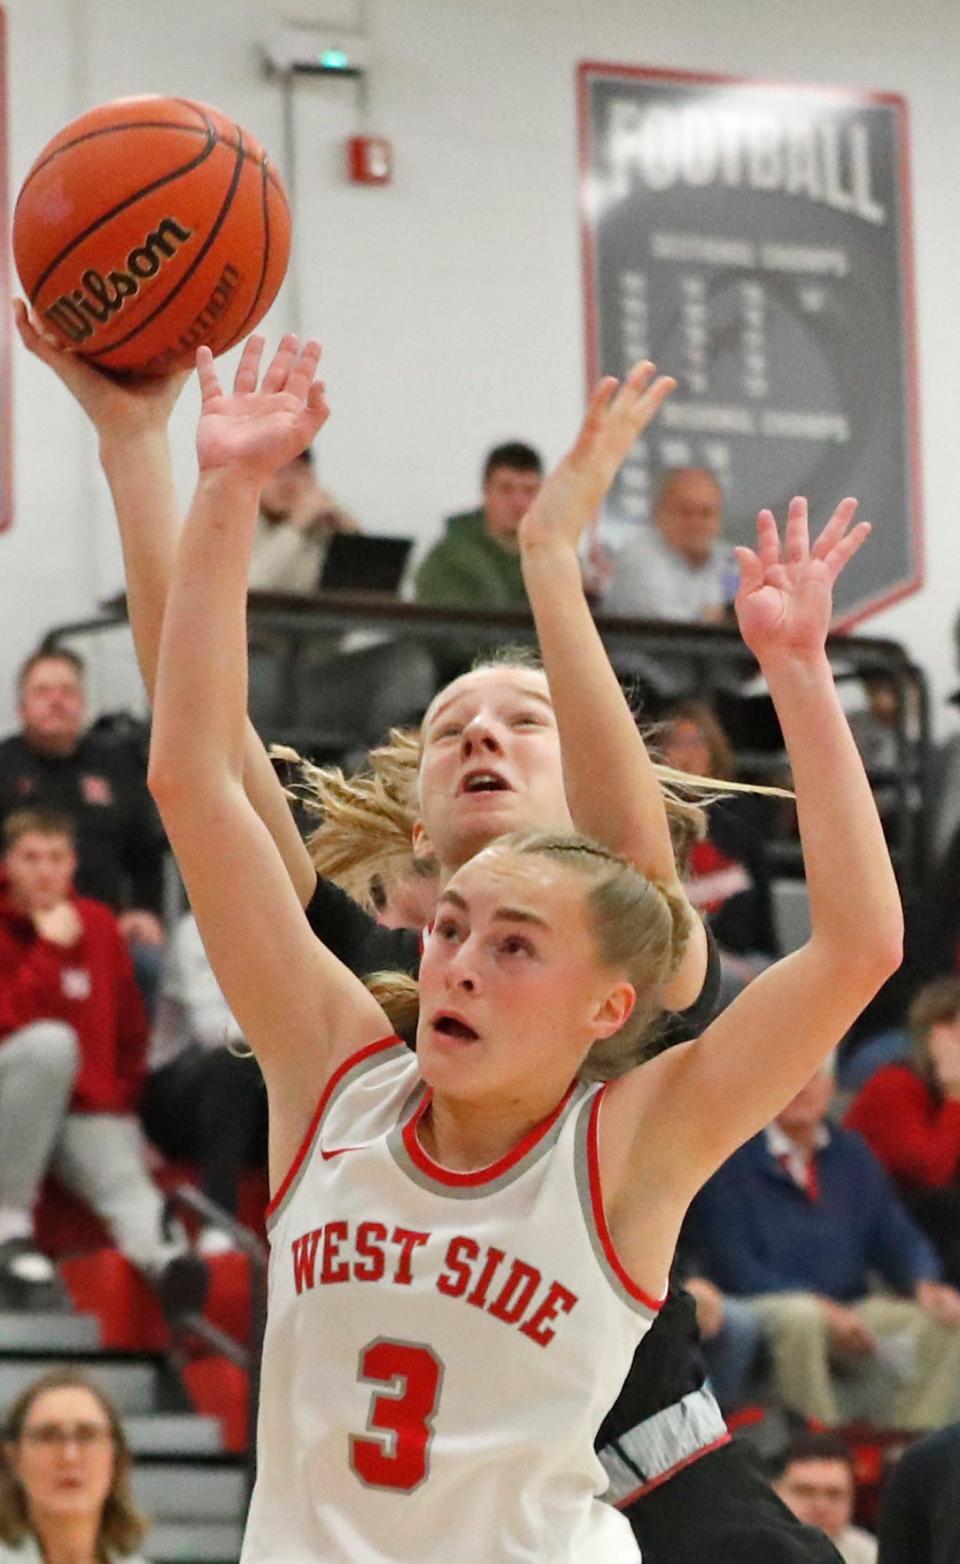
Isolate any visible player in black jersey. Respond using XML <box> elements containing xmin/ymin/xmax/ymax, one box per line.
<box><xmin>16</xmin><ymin>301</ymin><xmax>841</xmax><ymax>1562</ymax></box>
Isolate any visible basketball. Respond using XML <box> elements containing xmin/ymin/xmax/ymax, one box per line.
<box><xmin>12</xmin><ymin>95</ymin><xmax>291</xmax><ymax>375</ymax></box>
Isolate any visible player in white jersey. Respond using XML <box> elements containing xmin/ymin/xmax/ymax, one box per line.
<box><xmin>254</xmin><ymin>1026</ymin><xmax>664</xmax><ymax>1562</ymax></box>
<box><xmin>146</xmin><ymin>331</ymin><xmax>901</xmax><ymax>1562</ymax></box>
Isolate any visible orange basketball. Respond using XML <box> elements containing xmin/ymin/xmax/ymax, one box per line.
<box><xmin>13</xmin><ymin>95</ymin><xmax>291</xmax><ymax>375</ymax></box>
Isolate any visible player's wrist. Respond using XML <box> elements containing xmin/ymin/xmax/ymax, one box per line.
<box><xmin>193</xmin><ymin>464</ymin><xmax>264</xmax><ymax>503</ymax></box>
<box><xmin>757</xmin><ymin>647</ymin><xmax>834</xmax><ymax>688</ymax></box>
<box><xmin>520</xmin><ymin>535</ymin><xmax>581</xmax><ymax>573</ymax></box>
<box><xmin>99</xmin><ymin>424</ymin><xmax>172</xmax><ymax>466</ymax></box>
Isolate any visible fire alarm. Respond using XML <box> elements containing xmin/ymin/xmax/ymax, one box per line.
<box><xmin>347</xmin><ymin>135</ymin><xmax>393</xmax><ymax>185</ymax></box>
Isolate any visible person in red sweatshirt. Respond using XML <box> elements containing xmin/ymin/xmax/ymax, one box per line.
<box><xmin>0</xmin><ymin>806</ymin><xmax>204</xmax><ymax>1315</ymax></box>
<box><xmin>846</xmin><ymin>977</ymin><xmax>960</xmax><ymax>1284</ymax></box>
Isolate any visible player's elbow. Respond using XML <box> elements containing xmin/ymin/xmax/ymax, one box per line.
<box><xmin>148</xmin><ymin>721</ymin><xmax>210</xmax><ymax>811</ymax></box>
<box><xmin>813</xmin><ymin>911</ymin><xmax>903</xmax><ymax>998</ymax></box>
<box><xmin>147</xmin><ymin>751</ymin><xmax>186</xmax><ymax>812</ymax></box>
<box><xmin>148</xmin><ymin>746</ymin><xmax>209</xmax><ymax>826</ymax></box>
<box><xmin>861</xmin><ymin>901</ymin><xmax>905</xmax><ymax>984</ymax></box>
<box><xmin>876</xmin><ymin>918</ymin><xmax>905</xmax><ymax>982</ymax></box>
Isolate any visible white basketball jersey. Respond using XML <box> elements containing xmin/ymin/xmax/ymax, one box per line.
<box><xmin>241</xmin><ymin>1037</ymin><xmax>662</xmax><ymax>1563</ymax></box>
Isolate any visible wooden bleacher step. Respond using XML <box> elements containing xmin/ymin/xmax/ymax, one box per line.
<box><xmin>0</xmin><ymin>1307</ymin><xmax>248</xmax><ymax>1561</ymax></box>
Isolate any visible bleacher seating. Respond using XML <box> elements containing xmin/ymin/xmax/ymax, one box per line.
<box><xmin>0</xmin><ymin>1165</ymin><xmax>272</xmax><ymax>1560</ymax></box>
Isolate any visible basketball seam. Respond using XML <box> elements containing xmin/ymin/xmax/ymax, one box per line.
<box><xmin>85</xmin><ymin>128</ymin><xmax>249</xmax><ymax>361</ymax></box>
<box><xmin>169</xmin><ymin>98</ymin><xmax>290</xmax><ymax>209</ymax></box>
<box><xmin>25</xmin><ymin>122</ymin><xmax>220</xmax><ymax>306</ymax></box>
<box><xmin>20</xmin><ymin>122</ymin><xmax>287</xmax><ymax>204</ymax></box>
<box><xmin>216</xmin><ymin>153</ymin><xmax>274</xmax><ymax>356</ymax></box>
<box><xmin>15</xmin><ymin>110</ymin><xmax>213</xmax><ymax>210</ymax></box>
<box><xmin>18</xmin><ymin>113</ymin><xmax>288</xmax><ymax>269</ymax></box>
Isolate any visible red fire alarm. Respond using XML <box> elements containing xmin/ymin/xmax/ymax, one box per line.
<box><xmin>347</xmin><ymin>136</ymin><xmax>393</xmax><ymax>185</ymax></box>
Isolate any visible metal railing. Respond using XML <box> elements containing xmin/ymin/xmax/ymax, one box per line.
<box><xmin>46</xmin><ymin>591</ymin><xmax>933</xmax><ymax>892</ymax></box>
<box><xmin>163</xmin><ymin>1184</ymin><xmax>268</xmax><ymax>1497</ymax></box>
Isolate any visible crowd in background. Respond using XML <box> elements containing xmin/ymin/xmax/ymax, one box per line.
<box><xmin>2</xmin><ymin>445</ymin><xmax>960</xmax><ymax>1560</ymax></box>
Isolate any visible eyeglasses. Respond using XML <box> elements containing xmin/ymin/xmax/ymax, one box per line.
<box><xmin>20</xmin><ymin>1423</ymin><xmax>114</xmax><ymax>1449</ymax></box>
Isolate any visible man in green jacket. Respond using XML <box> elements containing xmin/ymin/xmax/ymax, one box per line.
<box><xmin>415</xmin><ymin>441</ymin><xmax>543</xmax><ymax>609</ymax></box>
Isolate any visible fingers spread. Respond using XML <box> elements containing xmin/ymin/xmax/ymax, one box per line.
<box><xmin>784</xmin><ymin>495</ymin><xmax>809</xmax><ymax>565</ymax></box>
<box><xmin>296</xmin><ymin>385</ymin><xmax>331</xmax><ymax>444</ymax></box>
<box><xmin>754</xmin><ymin>508</ymin><xmax>782</xmax><ymax>568</ymax></box>
<box><xmin>622</xmin><ymin>360</ymin><xmax>657</xmax><ymax>394</ymax></box>
<box><xmin>821</xmin><ymin>520</ymin><xmax>871</xmax><ymax>581</ymax></box>
<box><xmin>195</xmin><ymin>345</ymin><xmax>223</xmax><ymax>402</ymax></box>
<box><xmin>261</xmin><ymin>332</ymin><xmax>301</xmax><ymax>394</ymax></box>
<box><xmin>586</xmin><ymin>375</ymin><xmax>620</xmax><ymax>423</ymax></box>
<box><xmin>307</xmin><ymin>381</ymin><xmax>329</xmax><ymax>417</ymax></box>
<box><xmin>607</xmin><ymin>365</ymin><xmax>676</xmax><ymax>448</ymax></box>
<box><xmin>284</xmin><ymin>339</ymin><xmax>324</xmax><ymax>403</ymax></box>
<box><xmin>812</xmin><ymin>496</ymin><xmax>859</xmax><ymax>560</ymax></box>
<box><xmin>733</xmin><ymin>545</ymin><xmax>762</xmax><ymax>593</ymax></box>
<box><xmin>643</xmin><ymin>373</ymin><xmax>677</xmax><ymax>415</ymax></box>
<box><xmin>233</xmin><ymin>334</ymin><xmax>266</xmax><ymax>396</ymax></box>
<box><xmin>570</xmin><ymin>377</ymin><xmax>620</xmax><ymax>459</ymax></box>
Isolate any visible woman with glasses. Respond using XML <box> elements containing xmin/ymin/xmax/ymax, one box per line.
<box><xmin>0</xmin><ymin>1369</ymin><xmax>148</xmax><ymax>1563</ymax></box>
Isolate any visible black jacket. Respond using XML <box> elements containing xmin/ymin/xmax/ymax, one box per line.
<box><xmin>0</xmin><ymin>727</ymin><xmax>165</xmax><ymax>914</ymax></box>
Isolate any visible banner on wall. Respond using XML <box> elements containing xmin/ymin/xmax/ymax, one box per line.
<box><xmin>0</xmin><ymin>6</ymin><xmax>9</xmax><ymax>533</ymax></box>
<box><xmin>577</xmin><ymin>63</ymin><xmax>923</xmax><ymax>626</ymax></box>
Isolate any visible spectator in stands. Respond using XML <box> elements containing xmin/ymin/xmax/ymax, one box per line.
<box><xmin>848</xmin><ymin>672</ymin><xmax>917</xmax><ymax>780</ymax></box>
<box><xmin>660</xmin><ymin>701</ymin><xmax>779</xmax><ymax>1002</ymax></box>
<box><xmin>773</xmin><ymin>1431</ymin><xmax>876</xmax><ymax>1564</ymax></box>
<box><xmin>839</xmin><ymin>820</ymin><xmax>960</xmax><ymax>1092</ymax></box>
<box><xmin>678</xmin><ymin>1272</ymin><xmax>764</xmax><ymax>1414</ymax></box>
<box><xmin>248</xmin><ymin>444</ymin><xmax>360</xmax><ymax>595</ymax></box>
<box><xmin>601</xmin><ymin>466</ymin><xmax>736</xmax><ymax>622</ymax></box>
<box><xmin>143</xmin><ymin>909</ymin><xmax>267</xmax><ymax>1253</ymax></box>
<box><xmin>847</xmin><ymin>670</ymin><xmax>922</xmax><ymax>846</ymax></box>
<box><xmin>0</xmin><ymin>1368</ymin><xmax>147</xmax><ymax>1564</ymax></box>
<box><xmin>0</xmin><ymin>808</ymin><xmax>204</xmax><ymax>1318</ymax></box>
<box><xmin>246</xmin><ymin>444</ymin><xmax>434</xmax><ymax>760</ymax></box>
<box><xmin>415</xmin><ymin>440</ymin><xmax>543</xmax><ymax>610</ymax></box>
<box><xmin>0</xmin><ymin>647</ymin><xmax>166</xmax><ymax>1010</ymax></box>
<box><xmin>876</xmin><ymin>1420</ymin><xmax>960</xmax><ymax>1563</ymax></box>
<box><xmin>845</xmin><ymin>978</ymin><xmax>960</xmax><ymax>1284</ymax></box>
<box><xmin>929</xmin><ymin>610</ymin><xmax>960</xmax><ymax>870</ymax></box>
<box><xmin>684</xmin><ymin>1058</ymin><xmax>960</xmax><ymax>1428</ymax></box>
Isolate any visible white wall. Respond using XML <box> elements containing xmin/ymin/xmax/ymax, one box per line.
<box><xmin>2</xmin><ymin>0</ymin><xmax>959</xmax><ymax>732</ymax></box>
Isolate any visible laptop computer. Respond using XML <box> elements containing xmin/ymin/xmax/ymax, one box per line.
<box><xmin>318</xmin><ymin>533</ymin><xmax>413</xmax><ymax>596</ymax></box>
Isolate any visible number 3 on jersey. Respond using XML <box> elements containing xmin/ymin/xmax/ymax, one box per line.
<box><xmin>350</xmin><ymin>1338</ymin><xmax>445</xmax><ymax>1492</ymax></box>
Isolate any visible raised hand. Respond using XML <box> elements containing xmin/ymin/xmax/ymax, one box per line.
<box><xmin>195</xmin><ymin>332</ymin><xmax>329</xmax><ymax>479</ymax></box>
<box><xmin>734</xmin><ymin>496</ymin><xmax>871</xmax><ymax>665</ymax></box>
<box><xmin>519</xmin><ymin>360</ymin><xmax>675</xmax><ymax>555</ymax></box>
<box><xmin>13</xmin><ymin>298</ymin><xmax>189</xmax><ymax>436</ymax></box>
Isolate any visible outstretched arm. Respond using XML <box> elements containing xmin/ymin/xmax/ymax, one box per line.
<box><xmin>147</xmin><ymin>337</ymin><xmax>390</xmax><ymax>1186</ymax></box>
<box><xmin>613</xmin><ymin>499</ymin><xmax>903</xmax><ymax>1229</ymax></box>
<box><xmin>14</xmin><ymin>303</ymin><xmax>316</xmax><ymax>906</ymax></box>
<box><xmin>518</xmin><ymin>364</ymin><xmax>707</xmax><ymax>1009</ymax></box>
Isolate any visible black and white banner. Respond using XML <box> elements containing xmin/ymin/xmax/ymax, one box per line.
<box><xmin>578</xmin><ymin>63</ymin><xmax>923</xmax><ymax>625</ymax></box>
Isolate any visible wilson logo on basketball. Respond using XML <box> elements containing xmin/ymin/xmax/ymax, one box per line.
<box><xmin>43</xmin><ymin>216</ymin><xmax>194</xmax><ymax>343</ymax></box>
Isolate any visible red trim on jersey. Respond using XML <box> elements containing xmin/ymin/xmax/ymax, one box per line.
<box><xmin>401</xmin><ymin>1079</ymin><xmax>579</xmax><ymax>1187</ymax></box>
<box><xmin>265</xmin><ymin>1035</ymin><xmax>402</xmax><ymax>1217</ymax></box>
<box><xmin>613</xmin><ymin>1433</ymin><xmax>732</xmax><ymax>1507</ymax></box>
<box><xmin>587</xmin><ymin>1090</ymin><xmax>665</xmax><ymax>1311</ymax></box>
